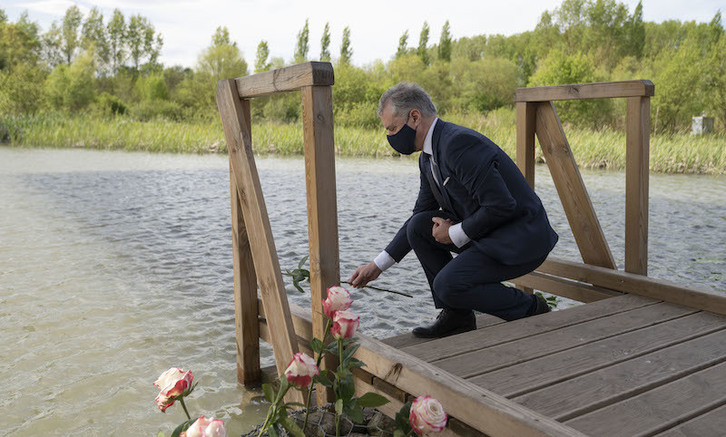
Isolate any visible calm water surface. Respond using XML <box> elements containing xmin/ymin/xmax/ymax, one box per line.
<box><xmin>1</xmin><ymin>147</ymin><xmax>724</xmax><ymax>436</ymax></box>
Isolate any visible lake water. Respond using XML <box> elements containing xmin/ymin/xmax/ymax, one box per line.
<box><xmin>1</xmin><ymin>147</ymin><xmax>724</xmax><ymax>436</ymax></box>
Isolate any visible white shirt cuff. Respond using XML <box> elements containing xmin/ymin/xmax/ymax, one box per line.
<box><xmin>373</xmin><ymin>251</ymin><xmax>396</xmax><ymax>272</ymax></box>
<box><xmin>449</xmin><ymin>223</ymin><xmax>471</xmax><ymax>248</ymax></box>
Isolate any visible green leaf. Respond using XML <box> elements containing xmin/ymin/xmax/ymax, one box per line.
<box><xmin>345</xmin><ymin>403</ymin><xmax>364</xmax><ymax>423</ymax></box>
<box><xmin>314</xmin><ymin>372</ymin><xmax>333</xmax><ymax>387</ymax></box>
<box><xmin>157</xmin><ymin>432</ymin><xmax>165</xmax><ymax>437</ymax></box>
<box><xmin>342</xmin><ymin>343</ymin><xmax>360</xmax><ymax>361</ymax></box>
<box><xmin>395</xmin><ymin>402</ymin><xmax>412</xmax><ymax>432</ymax></box>
<box><xmin>393</xmin><ymin>430</ymin><xmax>407</xmax><ymax>437</ymax></box>
<box><xmin>298</xmin><ymin>255</ymin><xmax>309</xmax><ymax>269</ymax></box>
<box><xmin>268</xmin><ymin>424</ymin><xmax>280</xmax><ymax>437</ymax></box>
<box><xmin>346</xmin><ymin>358</ymin><xmax>366</xmax><ymax>369</ymax></box>
<box><xmin>340</xmin><ymin>372</ymin><xmax>355</xmax><ymax>401</ymax></box>
<box><xmin>311</xmin><ymin>337</ymin><xmax>324</xmax><ymax>354</ymax></box>
<box><xmin>170</xmin><ymin>419</ymin><xmax>196</xmax><ymax>437</ymax></box>
<box><xmin>357</xmin><ymin>392</ymin><xmax>390</xmax><ymax>408</ymax></box>
<box><xmin>262</xmin><ymin>383</ymin><xmax>275</xmax><ymax>403</ymax></box>
<box><xmin>279</xmin><ymin>415</ymin><xmax>306</xmax><ymax>437</ymax></box>
<box><xmin>335</xmin><ymin>398</ymin><xmax>344</xmax><ymax>415</ymax></box>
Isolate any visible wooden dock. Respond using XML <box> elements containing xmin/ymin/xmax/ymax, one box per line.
<box><xmin>217</xmin><ymin>62</ymin><xmax>726</xmax><ymax>436</ymax></box>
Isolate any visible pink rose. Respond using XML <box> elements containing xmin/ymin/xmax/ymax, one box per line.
<box><xmin>155</xmin><ymin>392</ymin><xmax>174</xmax><ymax>412</ymax></box>
<box><xmin>331</xmin><ymin>310</ymin><xmax>359</xmax><ymax>339</ymax></box>
<box><xmin>323</xmin><ymin>286</ymin><xmax>353</xmax><ymax>319</ymax></box>
<box><xmin>154</xmin><ymin>367</ymin><xmax>194</xmax><ymax>398</ymax></box>
<box><xmin>182</xmin><ymin>416</ymin><xmax>226</xmax><ymax>437</ymax></box>
<box><xmin>409</xmin><ymin>395</ymin><xmax>447</xmax><ymax>435</ymax></box>
<box><xmin>284</xmin><ymin>352</ymin><xmax>319</xmax><ymax>388</ymax></box>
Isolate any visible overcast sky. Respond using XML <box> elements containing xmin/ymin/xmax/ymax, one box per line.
<box><xmin>5</xmin><ymin>0</ymin><xmax>724</xmax><ymax>69</ymax></box>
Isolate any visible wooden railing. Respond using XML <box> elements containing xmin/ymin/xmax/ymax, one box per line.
<box><xmin>216</xmin><ymin>62</ymin><xmax>338</xmax><ymax>403</ymax></box>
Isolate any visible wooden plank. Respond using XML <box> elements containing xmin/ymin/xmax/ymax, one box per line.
<box><xmin>515</xmin><ymin>80</ymin><xmax>655</xmax><ymax>102</ymax></box>
<box><xmin>229</xmin><ymin>155</ymin><xmax>261</xmax><ymax>385</ymax></box>
<box><xmin>433</xmin><ymin>302</ymin><xmax>696</xmax><ymax>379</ymax></box>
<box><xmin>477</xmin><ymin>312</ymin><xmax>726</xmax><ymax>399</ymax></box>
<box><xmin>654</xmin><ymin>403</ymin><xmax>726</xmax><ymax>437</ymax></box>
<box><xmin>353</xmin><ymin>332</ymin><xmax>588</xmax><ymax>436</ymax></box>
<box><xmin>382</xmin><ymin>313</ymin><xmax>505</xmax><ymax>349</ymax></box>
<box><xmin>301</xmin><ymin>85</ymin><xmax>340</xmax><ymax>404</ymax></box>
<box><xmin>538</xmin><ymin>257</ymin><xmax>726</xmax><ymax>315</ymax></box>
<box><xmin>535</xmin><ymin>102</ymin><xmax>617</xmax><ymax>269</ymax></box>
<box><xmin>625</xmin><ymin>96</ymin><xmax>650</xmax><ymax>275</ymax></box>
<box><xmin>216</xmin><ymin>79</ymin><xmax>302</xmax><ymax>403</ymax></box>
<box><xmin>275</xmin><ymin>301</ymin><xmax>586</xmax><ymax>436</ymax></box>
<box><xmin>514</xmin><ymin>326</ymin><xmax>726</xmax><ymax>419</ymax></box>
<box><xmin>516</xmin><ymin>101</ymin><xmax>536</xmax><ymax>188</ymax></box>
<box><xmin>511</xmin><ymin>271</ymin><xmax>621</xmax><ymax>303</ymax></box>
<box><xmin>564</xmin><ymin>361</ymin><xmax>726</xmax><ymax>437</ymax></box>
<box><xmin>401</xmin><ymin>294</ymin><xmax>657</xmax><ymax>362</ymax></box>
<box><xmin>233</xmin><ymin>62</ymin><xmax>334</xmax><ymax>98</ymax></box>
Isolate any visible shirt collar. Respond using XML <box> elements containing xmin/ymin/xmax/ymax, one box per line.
<box><xmin>423</xmin><ymin>118</ymin><xmax>438</xmax><ymax>155</ymax></box>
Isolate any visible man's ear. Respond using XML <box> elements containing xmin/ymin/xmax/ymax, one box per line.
<box><xmin>410</xmin><ymin>108</ymin><xmax>421</xmax><ymax>124</ymax></box>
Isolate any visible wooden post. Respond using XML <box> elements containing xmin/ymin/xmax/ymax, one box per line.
<box><xmin>535</xmin><ymin>102</ymin><xmax>617</xmax><ymax>270</ymax></box>
<box><xmin>625</xmin><ymin>96</ymin><xmax>650</xmax><ymax>275</ymax></box>
<box><xmin>516</xmin><ymin>102</ymin><xmax>537</xmax><ymax>188</ymax></box>
<box><xmin>229</xmin><ymin>150</ymin><xmax>261</xmax><ymax>385</ymax></box>
<box><xmin>217</xmin><ymin>79</ymin><xmax>303</xmax><ymax>403</ymax></box>
<box><xmin>301</xmin><ymin>85</ymin><xmax>340</xmax><ymax>404</ymax></box>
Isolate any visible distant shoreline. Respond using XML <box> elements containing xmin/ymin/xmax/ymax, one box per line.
<box><xmin>2</xmin><ymin>114</ymin><xmax>724</xmax><ymax>175</ymax></box>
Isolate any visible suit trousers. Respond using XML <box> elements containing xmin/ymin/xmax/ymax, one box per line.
<box><xmin>406</xmin><ymin>210</ymin><xmax>546</xmax><ymax>321</ymax></box>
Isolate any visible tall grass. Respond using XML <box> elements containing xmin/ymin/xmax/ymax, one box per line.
<box><xmin>3</xmin><ymin>110</ymin><xmax>724</xmax><ymax>174</ymax></box>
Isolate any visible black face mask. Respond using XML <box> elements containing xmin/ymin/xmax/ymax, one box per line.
<box><xmin>386</xmin><ymin>120</ymin><xmax>417</xmax><ymax>155</ymax></box>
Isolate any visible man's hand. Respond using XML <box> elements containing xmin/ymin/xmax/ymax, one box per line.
<box><xmin>349</xmin><ymin>262</ymin><xmax>382</xmax><ymax>288</ymax></box>
<box><xmin>432</xmin><ymin>217</ymin><xmax>453</xmax><ymax>245</ymax></box>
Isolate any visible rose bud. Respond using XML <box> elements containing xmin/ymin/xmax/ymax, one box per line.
<box><xmin>155</xmin><ymin>392</ymin><xmax>174</xmax><ymax>412</ymax></box>
<box><xmin>322</xmin><ymin>286</ymin><xmax>353</xmax><ymax>319</ymax></box>
<box><xmin>331</xmin><ymin>310</ymin><xmax>359</xmax><ymax>339</ymax></box>
<box><xmin>182</xmin><ymin>415</ymin><xmax>226</xmax><ymax>437</ymax></box>
<box><xmin>409</xmin><ymin>395</ymin><xmax>447</xmax><ymax>435</ymax></box>
<box><xmin>154</xmin><ymin>367</ymin><xmax>194</xmax><ymax>398</ymax></box>
<box><xmin>284</xmin><ymin>352</ymin><xmax>319</xmax><ymax>388</ymax></box>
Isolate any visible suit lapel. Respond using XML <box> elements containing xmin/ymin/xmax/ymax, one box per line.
<box><xmin>431</xmin><ymin>120</ymin><xmax>457</xmax><ymax>217</ymax></box>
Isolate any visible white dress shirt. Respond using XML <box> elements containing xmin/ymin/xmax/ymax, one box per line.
<box><xmin>374</xmin><ymin>118</ymin><xmax>471</xmax><ymax>271</ymax></box>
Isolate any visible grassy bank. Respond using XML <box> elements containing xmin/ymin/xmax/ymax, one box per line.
<box><xmin>3</xmin><ymin>111</ymin><xmax>725</xmax><ymax>174</ymax></box>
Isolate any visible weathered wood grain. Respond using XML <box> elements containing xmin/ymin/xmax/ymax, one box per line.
<box><xmin>478</xmin><ymin>312</ymin><xmax>725</xmax><ymax>399</ymax></box>
<box><xmin>515</xmin><ymin>80</ymin><xmax>654</xmax><ymax>102</ymax></box>
<box><xmin>625</xmin><ymin>96</ymin><xmax>650</xmax><ymax>275</ymax></box>
<box><xmin>401</xmin><ymin>294</ymin><xmax>657</xmax><ymax>362</ymax></box>
<box><xmin>233</xmin><ymin>62</ymin><xmax>334</xmax><ymax>98</ymax></box>
<box><xmin>381</xmin><ymin>313</ymin><xmax>505</xmax><ymax>349</ymax></box>
<box><xmin>433</xmin><ymin>302</ymin><xmax>696</xmax><ymax>378</ymax></box>
<box><xmin>563</xmin><ymin>361</ymin><xmax>726</xmax><ymax>437</ymax></box>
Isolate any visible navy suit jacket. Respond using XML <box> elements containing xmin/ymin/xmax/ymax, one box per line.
<box><xmin>385</xmin><ymin>119</ymin><xmax>558</xmax><ymax>266</ymax></box>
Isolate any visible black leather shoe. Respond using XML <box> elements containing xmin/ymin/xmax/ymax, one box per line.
<box><xmin>412</xmin><ymin>309</ymin><xmax>476</xmax><ymax>338</ymax></box>
<box><xmin>527</xmin><ymin>294</ymin><xmax>551</xmax><ymax>316</ymax></box>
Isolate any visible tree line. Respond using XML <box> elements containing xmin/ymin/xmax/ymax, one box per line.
<box><xmin>0</xmin><ymin>0</ymin><xmax>724</xmax><ymax>133</ymax></box>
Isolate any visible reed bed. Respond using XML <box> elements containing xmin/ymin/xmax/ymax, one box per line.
<box><xmin>3</xmin><ymin>112</ymin><xmax>724</xmax><ymax>174</ymax></box>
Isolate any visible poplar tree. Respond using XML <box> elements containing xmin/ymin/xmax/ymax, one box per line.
<box><xmin>107</xmin><ymin>9</ymin><xmax>126</xmax><ymax>74</ymax></box>
<box><xmin>61</xmin><ymin>5</ymin><xmax>82</xmax><ymax>63</ymax></box>
<box><xmin>418</xmin><ymin>21</ymin><xmax>430</xmax><ymax>65</ymax></box>
<box><xmin>81</xmin><ymin>7</ymin><xmax>109</xmax><ymax>68</ymax></box>
<box><xmin>340</xmin><ymin>26</ymin><xmax>352</xmax><ymax>65</ymax></box>
<box><xmin>438</xmin><ymin>20</ymin><xmax>452</xmax><ymax>62</ymax></box>
<box><xmin>294</xmin><ymin>19</ymin><xmax>309</xmax><ymax>62</ymax></box>
<box><xmin>255</xmin><ymin>40</ymin><xmax>271</xmax><ymax>72</ymax></box>
<box><xmin>320</xmin><ymin>22</ymin><xmax>331</xmax><ymax>61</ymax></box>
<box><xmin>396</xmin><ymin>30</ymin><xmax>409</xmax><ymax>58</ymax></box>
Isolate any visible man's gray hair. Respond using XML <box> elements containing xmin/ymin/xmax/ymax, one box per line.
<box><xmin>377</xmin><ymin>82</ymin><xmax>437</xmax><ymax>118</ymax></box>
